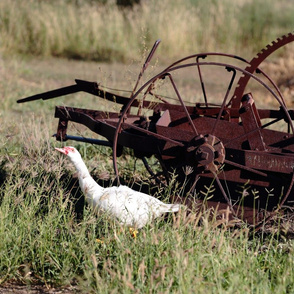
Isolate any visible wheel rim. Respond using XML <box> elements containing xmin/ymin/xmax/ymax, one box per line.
<box><xmin>112</xmin><ymin>57</ymin><xmax>294</xmax><ymax>226</ymax></box>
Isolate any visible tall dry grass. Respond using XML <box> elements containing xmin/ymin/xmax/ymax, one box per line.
<box><xmin>1</xmin><ymin>116</ymin><xmax>294</xmax><ymax>292</ymax></box>
<box><xmin>1</xmin><ymin>0</ymin><xmax>294</xmax><ymax>62</ymax></box>
<box><xmin>1</xmin><ymin>2</ymin><xmax>294</xmax><ymax>291</ymax></box>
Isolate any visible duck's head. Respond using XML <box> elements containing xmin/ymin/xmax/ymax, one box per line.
<box><xmin>55</xmin><ymin>146</ymin><xmax>82</xmax><ymax>163</ymax></box>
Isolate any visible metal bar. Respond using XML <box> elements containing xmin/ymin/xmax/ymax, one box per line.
<box><xmin>17</xmin><ymin>79</ymin><xmax>131</xmax><ymax>105</ymax></box>
<box><xmin>239</xmin><ymin>93</ymin><xmax>266</xmax><ymax>151</ymax></box>
<box><xmin>196</xmin><ymin>55</ymin><xmax>208</xmax><ymax>107</ymax></box>
<box><xmin>212</xmin><ymin>171</ymin><xmax>236</xmax><ymax>217</ymax></box>
<box><xmin>130</xmin><ymin>40</ymin><xmax>161</xmax><ymax>108</ymax></box>
<box><xmin>211</xmin><ymin>67</ymin><xmax>236</xmax><ymax>135</ymax></box>
<box><xmin>166</xmin><ymin>74</ymin><xmax>199</xmax><ymax>136</ymax></box>
<box><xmin>53</xmin><ymin>134</ymin><xmax>112</xmax><ymax>146</ymax></box>
<box><xmin>17</xmin><ymin>84</ymin><xmax>80</xmax><ymax>103</ymax></box>
<box><xmin>142</xmin><ymin>157</ymin><xmax>166</xmax><ymax>186</ymax></box>
<box><xmin>224</xmin><ymin>159</ymin><xmax>267</xmax><ymax>177</ymax></box>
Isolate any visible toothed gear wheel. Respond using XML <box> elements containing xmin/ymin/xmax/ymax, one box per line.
<box><xmin>231</xmin><ymin>32</ymin><xmax>294</xmax><ymax>109</ymax></box>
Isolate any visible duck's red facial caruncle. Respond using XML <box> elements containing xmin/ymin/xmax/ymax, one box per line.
<box><xmin>55</xmin><ymin>146</ymin><xmax>76</xmax><ymax>155</ymax></box>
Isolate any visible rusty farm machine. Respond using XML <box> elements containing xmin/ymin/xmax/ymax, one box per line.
<box><xmin>17</xmin><ymin>33</ymin><xmax>294</xmax><ymax>229</ymax></box>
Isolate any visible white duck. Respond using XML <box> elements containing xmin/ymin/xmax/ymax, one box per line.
<box><xmin>55</xmin><ymin>146</ymin><xmax>181</xmax><ymax>229</ymax></box>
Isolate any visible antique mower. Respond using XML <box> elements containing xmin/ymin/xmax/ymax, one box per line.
<box><xmin>17</xmin><ymin>33</ymin><xmax>294</xmax><ymax>229</ymax></box>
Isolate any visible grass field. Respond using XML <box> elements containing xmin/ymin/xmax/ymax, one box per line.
<box><xmin>1</xmin><ymin>1</ymin><xmax>294</xmax><ymax>293</ymax></box>
<box><xmin>1</xmin><ymin>0</ymin><xmax>294</xmax><ymax>62</ymax></box>
<box><xmin>1</xmin><ymin>53</ymin><xmax>294</xmax><ymax>293</ymax></box>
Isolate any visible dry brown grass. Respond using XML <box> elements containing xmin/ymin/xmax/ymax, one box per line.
<box><xmin>1</xmin><ymin>0</ymin><xmax>294</xmax><ymax>62</ymax></box>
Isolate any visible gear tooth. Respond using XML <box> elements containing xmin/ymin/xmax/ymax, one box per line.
<box><xmin>251</xmin><ymin>56</ymin><xmax>259</xmax><ymax>62</ymax></box>
<box><xmin>258</xmin><ymin>49</ymin><xmax>266</xmax><ymax>56</ymax></box>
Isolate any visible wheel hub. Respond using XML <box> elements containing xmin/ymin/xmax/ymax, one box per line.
<box><xmin>187</xmin><ymin>134</ymin><xmax>225</xmax><ymax>173</ymax></box>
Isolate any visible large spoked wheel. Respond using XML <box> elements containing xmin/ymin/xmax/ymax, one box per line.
<box><xmin>112</xmin><ymin>55</ymin><xmax>294</xmax><ymax>226</ymax></box>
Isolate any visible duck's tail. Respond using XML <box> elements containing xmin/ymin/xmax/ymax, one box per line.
<box><xmin>165</xmin><ymin>203</ymin><xmax>184</xmax><ymax>213</ymax></box>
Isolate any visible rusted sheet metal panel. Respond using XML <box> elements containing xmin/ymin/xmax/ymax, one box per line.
<box><xmin>245</xmin><ymin>151</ymin><xmax>294</xmax><ymax>174</ymax></box>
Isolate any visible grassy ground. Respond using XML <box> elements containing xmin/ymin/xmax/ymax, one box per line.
<box><xmin>1</xmin><ymin>1</ymin><xmax>294</xmax><ymax>292</ymax></box>
<box><xmin>1</xmin><ymin>52</ymin><xmax>294</xmax><ymax>293</ymax></box>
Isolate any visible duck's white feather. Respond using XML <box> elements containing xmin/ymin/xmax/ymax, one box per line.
<box><xmin>56</xmin><ymin>146</ymin><xmax>181</xmax><ymax>228</ymax></box>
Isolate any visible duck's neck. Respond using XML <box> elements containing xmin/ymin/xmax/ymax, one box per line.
<box><xmin>72</xmin><ymin>158</ymin><xmax>91</xmax><ymax>179</ymax></box>
<box><xmin>70</xmin><ymin>157</ymin><xmax>104</xmax><ymax>203</ymax></box>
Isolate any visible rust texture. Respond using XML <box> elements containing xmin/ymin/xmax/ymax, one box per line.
<box><xmin>17</xmin><ymin>33</ymin><xmax>294</xmax><ymax>229</ymax></box>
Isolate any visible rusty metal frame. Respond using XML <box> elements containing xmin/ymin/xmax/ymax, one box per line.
<box><xmin>17</xmin><ymin>34</ymin><xmax>294</xmax><ymax>230</ymax></box>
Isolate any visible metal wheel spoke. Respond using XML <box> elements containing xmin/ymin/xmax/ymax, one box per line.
<box><xmin>211</xmin><ymin>67</ymin><xmax>236</xmax><ymax>135</ymax></box>
<box><xmin>224</xmin><ymin>159</ymin><xmax>267</xmax><ymax>177</ymax></box>
<box><xmin>212</xmin><ymin>171</ymin><xmax>236</xmax><ymax>216</ymax></box>
<box><xmin>142</xmin><ymin>157</ymin><xmax>167</xmax><ymax>186</ymax></box>
<box><xmin>196</xmin><ymin>55</ymin><xmax>208</xmax><ymax>107</ymax></box>
<box><xmin>166</xmin><ymin>73</ymin><xmax>199</xmax><ymax>136</ymax></box>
